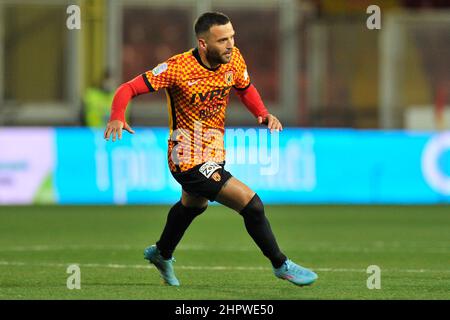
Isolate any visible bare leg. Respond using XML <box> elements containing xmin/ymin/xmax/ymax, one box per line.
<box><xmin>215</xmin><ymin>177</ymin><xmax>255</xmax><ymax>211</ymax></box>
<box><xmin>181</xmin><ymin>190</ymin><xmax>209</xmax><ymax>208</ymax></box>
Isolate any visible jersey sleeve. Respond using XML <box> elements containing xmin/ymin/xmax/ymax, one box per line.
<box><xmin>233</xmin><ymin>48</ymin><xmax>251</xmax><ymax>90</ymax></box>
<box><xmin>142</xmin><ymin>56</ymin><xmax>180</xmax><ymax>91</ymax></box>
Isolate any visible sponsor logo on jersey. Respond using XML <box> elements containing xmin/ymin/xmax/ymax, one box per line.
<box><xmin>189</xmin><ymin>86</ymin><xmax>232</xmax><ymax>104</ymax></box>
<box><xmin>199</xmin><ymin>103</ymin><xmax>224</xmax><ymax>120</ymax></box>
<box><xmin>187</xmin><ymin>79</ymin><xmax>200</xmax><ymax>86</ymax></box>
<box><xmin>152</xmin><ymin>63</ymin><xmax>168</xmax><ymax>76</ymax></box>
<box><xmin>199</xmin><ymin>161</ymin><xmax>221</xmax><ymax>178</ymax></box>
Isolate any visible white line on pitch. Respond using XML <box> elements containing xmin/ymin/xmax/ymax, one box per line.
<box><xmin>0</xmin><ymin>260</ymin><xmax>449</xmax><ymax>274</ymax></box>
<box><xmin>1</xmin><ymin>243</ymin><xmax>449</xmax><ymax>254</ymax></box>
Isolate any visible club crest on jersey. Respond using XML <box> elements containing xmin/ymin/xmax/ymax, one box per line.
<box><xmin>224</xmin><ymin>71</ymin><xmax>233</xmax><ymax>85</ymax></box>
<box><xmin>152</xmin><ymin>63</ymin><xmax>168</xmax><ymax>76</ymax></box>
<box><xmin>199</xmin><ymin>161</ymin><xmax>221</xmax><ymax>178</ymax></box>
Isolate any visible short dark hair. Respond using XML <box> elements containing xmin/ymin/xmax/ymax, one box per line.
<box><xmin>194</xmin><ymin>12</ymin><xmax>230</xmax><ymax>36</ymax></box>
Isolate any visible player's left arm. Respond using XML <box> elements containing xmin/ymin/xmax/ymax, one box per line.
<box><xmin>233</xmin><ymin>48</ymin><xmax>282</xmax><ymax>132</ymax></box>
<box><xmin>235</xmin><ymin>85</ymin><xmax>282</xmax><ymax>132</ymax></box>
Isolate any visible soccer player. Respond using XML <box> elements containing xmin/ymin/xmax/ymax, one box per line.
<box><xmin>104</xmin><ymin>12</ymin><xmax>318</xmax><ymax>287</ymax></box>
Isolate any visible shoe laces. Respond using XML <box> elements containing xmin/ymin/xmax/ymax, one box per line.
<box><xmin>286</xmin><ymin>261</ymin><xmax>307</xmax><ymax>276</ymax></box>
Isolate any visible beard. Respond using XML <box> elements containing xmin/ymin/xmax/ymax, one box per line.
<box><xmin>206</xmin><ymin>47</ymin><xmax>231</xmax><ymax>66</ymax></box>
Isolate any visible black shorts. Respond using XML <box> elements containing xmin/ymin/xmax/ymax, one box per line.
<box><xmin>171</xmin><ymin>161</ymin><xmax>233</xmax><ymax>201</ymax></box>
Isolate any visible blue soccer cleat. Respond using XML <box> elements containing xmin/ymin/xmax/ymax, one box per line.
<box><xmin>144</xmin><ymin>245</ymin><xmax>180</xmax><ymax>286</ymax></box>
<box><xmin>274</xmin><ymin>259</ymin><xmax>318</xmax><ymax>286</ymax></box>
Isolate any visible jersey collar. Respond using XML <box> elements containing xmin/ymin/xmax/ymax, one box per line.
<box><xmin>192</xmin><ymin>48</ymin><xmax>221</xmax><ymax>72</ymax></box>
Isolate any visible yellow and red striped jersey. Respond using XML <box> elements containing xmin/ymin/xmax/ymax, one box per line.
<box><xmin>142</xmin><ymin>46</ymin><xmax>251</xmax><ymax>172</ymax></box>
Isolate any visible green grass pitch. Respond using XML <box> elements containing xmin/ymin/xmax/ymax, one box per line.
<box><xmin>0</xmin><ymin>205</ymin><xmax>449</xmax><ymax>299</ymax></box>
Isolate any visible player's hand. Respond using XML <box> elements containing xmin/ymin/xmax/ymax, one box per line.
<box><xmin>257</xmin><ymin>114</ymin><xmax>283</xmax><ymax>133</ymax></box>
<box><xmin>104</xmin><ymin>120</ymin><xmax>135</xmax><ymax>142</ymax></box>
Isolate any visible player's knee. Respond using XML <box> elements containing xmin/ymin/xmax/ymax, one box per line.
<box><xmin>182</xmin><ymin>202</ymin><xmax>208</xmax><ymax>218</ymax></box>
<box><xmin>239</xmin><ymin>194</ymin><xmax>265</xmax><ymax>223</ymax></box>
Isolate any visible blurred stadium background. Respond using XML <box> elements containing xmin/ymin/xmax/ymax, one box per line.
<box><xmin>1</xmin><ymin>0</ymin><xmax>449</xmax><ymax>205</ymax></box>
<box><xmin>0</xmin><ymin>0</ymin><xmax>449</xmax><ymax>300</ymax></box>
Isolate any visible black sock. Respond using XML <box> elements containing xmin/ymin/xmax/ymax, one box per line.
<box><xmin>156</xmin><ymin>201</ymin><xmax>207</xmax><ymax>260</ymax></box>
<box><xmin>239</xmin><ymin>194</ymin><xmax>287</xmax><ymax>269</ymax></box>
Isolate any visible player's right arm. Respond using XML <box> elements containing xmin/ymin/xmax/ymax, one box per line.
<box><xmin>104</xmin><ymin>58</ymin><xmax>180</xmax><ymax>142</ymax></box>
<box><xmin>104</xmin><ymin>75</ymin><xmax>147</xmax><ymax>142</ymax></box>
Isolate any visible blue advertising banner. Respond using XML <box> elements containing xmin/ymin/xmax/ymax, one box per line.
<box><xmin>52</xmin><ymin>128</ymin><xmax>450</xmax><ymax>204</ymax></box>
<box><xmin>54</xmin><ymin>128</ymin><xmax>181</xmax><ymax>204</ymax></box>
